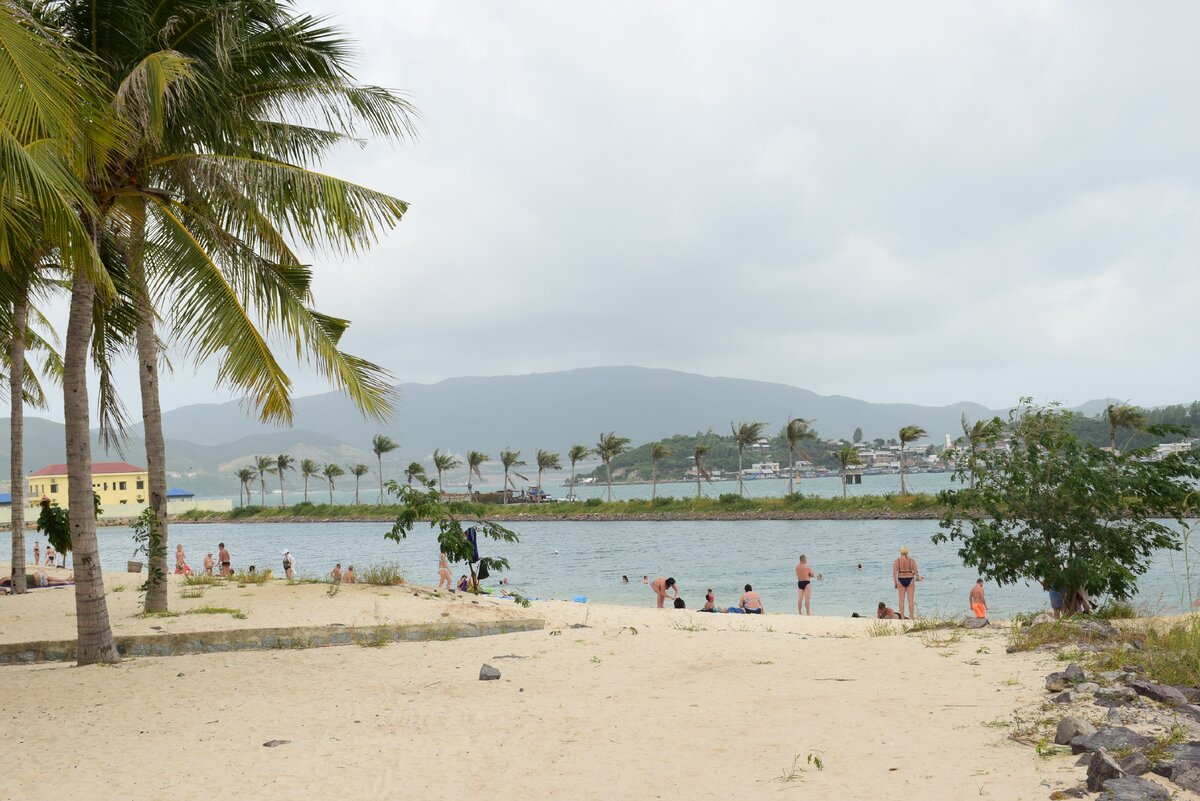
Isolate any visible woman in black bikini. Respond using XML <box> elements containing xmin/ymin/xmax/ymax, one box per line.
<box><xmin>892</xmin><ymin>546</ymin><xmax>922</xmax><ymax>620</ymax></box>
<box><xmin>795</xmin><ymin>554</ymin><xmax>815</xmax><ymax>615</ymax></box>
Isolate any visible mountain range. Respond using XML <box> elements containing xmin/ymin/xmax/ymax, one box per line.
<box><xmin>0</xmin><ymin>366</ymin><xmax>1121</xmax><ymax>497</ymax></box>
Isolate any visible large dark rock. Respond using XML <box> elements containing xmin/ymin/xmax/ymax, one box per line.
<box><xmin>962</xmin><ymin>616</ymin><xmax>989</xmax><ymax>629</ymax></box>
<box><xmin>1176</xmin><ymin>704</ymin><xmax>1200</xmax><ymax>725</ymax></box>
<box><xmin>1073</xmin><ymin>727</ymin><xmax>1155</xmax><ymax>755</ymax></box>
<box><xmin>1087</xmin><ymin>749</ymin><xmax>1125</xmax><ymax>792</ymax></box>
<box><xmin>1057</xmin><ymin>716</ymin><xmax>1098</xmax><ymax>745</ymax></box>
<box><xmin>479</xmin><ymin>664</ymin><xmax>501</xmax><ymax>681</ymax></box>
<box><xmin>1047</xmin><ymin>672</ymin><xmax>1070</xmax><ymax>692</ymax></box>
<box><xmin>1176</xmin><ymin>686</ymin><xmax>1200</xmax><ymax>703</ymax></box>
<box><xmin>1149</xmin><ymin>742</ymin><xmax>1200</xmax><ymax>781</ymax></box>
<box><xmin>1052</xmin><ymin>690</ymin><xmax>1079</xmax><ymax>704</ymax></box>
<box><xmin>1120</xmin><ymin>752</ymin><xmax>1150</xmax><ymax>777</ymax></box>
<box><xmin>1065</xmin><ymin>664</ymin><xmax>1087</xmax><ymax>683</ymax></box>
<box><xmin>1094</xmin><ymin>687</ymin><xmax>1138</xmax><ymax>707</ymax></box>
<box><xmin>1129</xmin><ymin>680</ymin><xmax>1187</xmax><ymax>707</ymax></box>
<box><xmin>1100</xmin><ymin>776</ymin><xmax>1169</xmax><ymax>800</ymax></box>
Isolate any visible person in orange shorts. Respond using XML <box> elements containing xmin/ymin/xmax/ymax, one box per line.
<box><xmin>969</xmin><ymin>578</ymin><xmax>988</xmax><ymax>618</ymax></box>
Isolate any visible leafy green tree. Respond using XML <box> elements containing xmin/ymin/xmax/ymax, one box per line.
<box><xmin>322</xmin><ymin>463</ymin><xmax>345</xmax><ymax>504</ymax></box>
<box><xmin>852</xmin><ymin>427</ymin><xmax>863</xmax><ymax>444</ymax></box>
<box><xmin>499</xmin><ymin>449</ymin><xmax>527</xmax><ymax>504</ymax></box>
<box><xmin>898</xmin><ymin>425</ymin><xmax>926</xmax><ymax>495</ymax></box>
<box><xmin>299</xmin><ymin>459</ymin><xmax>321</xmax><ymax>503</ymax></box>
<box><xmin>935</xmin><ymin>401</ymin><xmax>1200</xmax><ymax>614</ymax></box>
<box><xmin>730</xmin><ymin>421</ymin><xmax>767</xmax><ymax>496</ymax></box>
<box><xmin>692</xmin><ymin>442</ymin><xmax>713</xmax><ymax>498</ymax></box>
<box><xmin>275</xmin><ymin>454</ymin><xmax>295</xmax><ymax>506</ymax></box>
<box><xmin>834</xmin><ymin>446</ymin><xmax>861</xmax><ymax>499</ymax></box>
<box><xmin>36</xmin><ymin>499</ymin><xmax>72</xmax><ymax>568</ymax></box>
<box><xmin>648</xmin><ymin>442</ymin><xmax>672</xmax><ymax>500</ymax></box>
<box><xmin>349</xmin><ymin>464</ymin><xmax>370</xmax><ymax>505</ymax></box>
<box><xmin>566</xmin><ymin>445</ymin><xmax>589</xmax><ymax>502</ymax></box>
<box><xmin>386</xmin><ymin>479</ymin><xmax>518</xmax><ymax>592</ymax></box>
<box><xmin>235</xmin><ymin>467</ymin><xmax>256</xmax><ymax>506</ymax></box>
<box><xmin>783</xmin><ymin>418</ymin><xmax>814</xmax><ymax>495</ymax></box>
<box><xmin>536</xmin><ymin>449</ymin><xmax>561</xmax><ymax>502</ymax></box>
<box><xmin>404</xmin><ymin>461</ymin><xmax>426</xmax><ymax>487</ymax></box>
<box><xmin>431</xmin><ymin>449</ymin><xmax>462</xmax><ymax>493</ymax></box>
<box><xmin>1105</xmin><ymin>403</ymin><xmax>1147</xmax><ymax>454</ymax></box>
<box><xmin>596</xmin><ymin>432</ymin><xmax>631</xmax><ymax>502</ymax></box>
<box><xmin>254</xmin><ymin>455</ymin><xmax>277</xmax><ymax>506</ymax></box>
<box><xmin>373</xmin><ymin>434</ymin><xmax>400</xmax><ymax>504</ymax></box>
<box><xmin>466</xmin><ymin>451</ymin><xmax>489</xmax><ymax>498</ymax></box>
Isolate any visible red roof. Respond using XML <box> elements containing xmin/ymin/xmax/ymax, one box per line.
<box><xmin>30</xmin><ymin>462</ymin><xmax>146</xmax><ymax>477</ymax></box>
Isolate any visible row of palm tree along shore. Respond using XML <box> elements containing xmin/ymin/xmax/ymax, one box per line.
<box><xmin>1</xmin><ymin>0</ymin><xmax>417</xmax><ymax>664</ymax></box>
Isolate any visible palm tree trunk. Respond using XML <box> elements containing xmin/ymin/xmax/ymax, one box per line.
<box><xmin>377</xmin><ymin>454</ymin><xmax>383</xmax><ymax>504</ymax></box>
<box><xmin>900</xmin><ymin>444</ymin><xmax>907</xmax><ymax>495</ymax></box>
<box><xmin>842</xmin><ymin>472</ymin><xmax>848</xmax><ymax>499</ymax></box>
<box><xmin>133</xmin><ymin>255</ymin><xmax>170</xmax><ymax>614</ymax></box>
<box><xmin>64</xmin><ymin>269</ymin><xmax>119</xmax><ymax>664</ymax></box>
<box><xmin>651</xmin><ymin>461</ymin><xmax>657</xmax><ymax>501</ymax></box>
<box><xmin>8</xmin><ymin>281</ymin><xmax>28</xmax><ymax>594</ymax></box>
<box><xmin>787</xmin><ymin>445</ymin><xmax>795</xmax><ymax>495</ymax></box>
<box><xmin>303</xmin><ymin>476</ymin><xmax>309</xmax><ymax>503</ymax></box>
<box><xmin>328</xmin><ymin>480</ymin><xmax>333</xmax><ymax>504</ymax></box>
<box><xmin>354</xmin><ymin>476</ymin><xmax>360</xmax><ymax>505</ymax></box>
<box><xmin>738</xmin><ymin>447</ymin><xmax>745</xmax><ymax>496</ymax></box>
<box><xmin>503</xmin><ymin>469</ymin><xmax>509</xmax><ymax>504</ymax></box>
<box><xmin>695</xmin><ymin>463</ymin><xmax>701</xmax><ymax>498</ymax></box>
<box><xmin>605</xmin><ymin>461</ymin><xmax>613</xmax><ymax>502</ymax></box>
<box><xmin>568</xmin><ymin>461</ymin><xmax>576</xmax><ymax>502</ymax></box>
<box><xmin>278</xmin><ymin>472</ymin><xmax>285</xmax><ymax>507</ymax></box>
<box><xmin>260</xmin><ymin>478</ymin><xmax>266</xmax><ymax>505</ymax></box>
<box><xmin>536</xmin><ymin>468</ymin><xmax>543</xmax><ymax>503</ymax></box>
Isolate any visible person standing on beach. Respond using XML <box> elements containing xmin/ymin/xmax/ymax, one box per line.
<box><xmin>33</xmin><ymin>541</ymin><xmax>40</xmax><ymax>566</ymax></box>
<box><xmin>175</xmin><ymin>544</ymin><xmax>192</xmax><ymax>575</ymax></box>
<box><xmin>650</xmin><ymin>576</ymin><xmax>678</xmax><ymax>608</ymax></box>
<box><xmin>892</xmin><ymin>546</ymin><xmax>922</xmax><ymax>620</ymax></box>
<box><xmin>437</xmin><ymin>552</ymin><xmax>452</xmax><ymax>590</ymax></box>
<box><xmin>969</xmin><ymin>579</ymin><xmax>987</xmax><ymax>619</ymax></box>
<box><xmin>45</xmin><ymin>543</ymin><xmax>56</xmax><ymax>568</ymax></box>
<box><xmin>203</xmin><ymin>553</ymin><xmax>214</xmax><ymax>575</ymax></box>
<box><xmin>282</xmin><ymin>550</ymin><xmax>295</xmax><ymax>580</ymax></box>
<box><xmin>795</xmin><ymin>554</ymin><xmax>816</xmax><ymax>615</ymax></box>
<box><xmin>218</xmin><ymin>543</ymin><xmax>231</xmax><ymax>577</ymax></box>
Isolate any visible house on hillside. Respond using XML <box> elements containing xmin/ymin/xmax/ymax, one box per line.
<box><xmin>28</xmin><ymin>461</ymin><xmax>149</xmax><ymax>509</ymax></box>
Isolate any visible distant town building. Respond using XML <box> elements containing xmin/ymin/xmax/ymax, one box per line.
<box><xmin>28</xmin><ymin>462</ymin><xmax>149</xmax><ymax>509</ymax></box>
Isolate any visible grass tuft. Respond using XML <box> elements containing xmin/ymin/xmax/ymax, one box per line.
<box><xmin>358</xmin><ymin>562</ymin><xmax>405</xmax><ymax>586</ymax></box>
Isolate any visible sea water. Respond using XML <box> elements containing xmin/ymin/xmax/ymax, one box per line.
<box><xmin>94</xmin><ymin>518</ymin><xmax>1200</xmax><ymax>619</ymax></box>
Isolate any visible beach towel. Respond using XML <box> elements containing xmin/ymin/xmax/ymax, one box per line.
<box><xmin>465</xmin><ymin>527</ymin><xmax>480</xmax><ymax>563</ymax></box>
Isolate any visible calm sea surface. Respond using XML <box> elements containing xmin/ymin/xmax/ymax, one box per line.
<box><xmin>93</xmin><ymin>517</ymin><xmax>1200</xmax><ymax>620</ymax></box>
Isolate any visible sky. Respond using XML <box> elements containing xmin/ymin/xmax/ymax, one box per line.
<box><xmin>37</xmin><ymin>1</ymin><xmax>1200</xmax><ymax>420</ymax></box>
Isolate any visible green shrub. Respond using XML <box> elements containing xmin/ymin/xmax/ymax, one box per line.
<box><xmin>583</xmin><ymin>497</ymin><xmax>602</xmax><ymax>507</ymax></box>
<box><xmin>1095</xmin><ymin>601</ymin><xmax>1138</xmax><ymax>620</ymax></box>
<box><xmin>183</xmin><ymin>573</ymin><xmax>222</xmax><ymax>586</ymax></box>
<box><xmin>358</xmin><ymin>562</ymin><xmax>405</xmax><ymax>586</ymax></box>
<box><xmin>231</xmin><ymin>568</ymin><xmax>272</xmax><ymax>585</ymax></box>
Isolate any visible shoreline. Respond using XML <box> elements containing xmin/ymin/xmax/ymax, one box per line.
<box><xmin>171</xmin><ymin>508</ymin><xmax>944</xmax><ymax>524</ymax></box>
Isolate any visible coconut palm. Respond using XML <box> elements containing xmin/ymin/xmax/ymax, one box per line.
<box><xmin>466</xmin><ymin>451</ymin><xmax>489</xmax><ymax>499</ymax></box>
<box><xmin>404</xmin><ymin>461</ymin><xmax>426</xmax><ymax>487</ymax></box>
<box><xmin>595</xmin><ymin>432</ymin><xmax>631</xmax><ymax>502</ymax></box>
<box><xmin>322</xmin><ymin>463</ymin><xmax>345</xmax><ymax>504</ymax></box>
<box><xmin>959</xmin><ymin>414</ymin><xmax>1003</xmax><ymax>490</ymax></box>
<box><xmin>499</xmin><ymin>449</ymin><xmax>527</xmax><ymax>504</ymax></box>
<box><xmin>254</xmin><ymin>455</ymin><xmax>277</xmax><ymax>505</ymax></box>
<box><xmin>299</xmin><ymin>459</ymin><xmax>321</xmax><ymax>503</ymax></box>
<box><xmin>835</xmin><ymin>446</ymin><xmax>861</xmax><ymax>499</ymax></box>
<box><xmin>235</xmin><ymin>467</ymin><xmax>256</xmax><ymax>506</ymax></box>
<box><xmin>566</xmin><ymin>445</ymin><xmax>589</xmax><ymax>502</ymax></box>
<box><xmin>730</xmin><ymin>421</ymin><xmax>767</xmax><ymax>496</ymax></box>
<box><xmin>692</xmin><ymin>443</ymin><xmax>713</xmax><ymax>498</ymax></box>
<box><xmin>348</xmin><ymin>464</ymin><xmax>370</xmax><ymax>505</ymax></box>
<box><xmin>783</xmin><ymin>418</ymin><xmax>814</xmax><ymax>495</ymax></box>
<box><xmin>648</xmin><ymin>442</ymin><xmax>672</xmax><ymax>500</ymax></box>
<box><xmin>372</xmin><ymin>434</ymin><xmax>399</xmax><ymax>504</ymax></box>
<box><xmin>898</xmin><ymin>425</ymin><xmax>927</xmax><ymax>495</ymax></box>
<box><xmin>275</xmin><ymin>454</ymin><xmax>295</xmax><ymax>507</ymax></box>
<box><xmin>1105</xmin><ymin>403</ymin><xmax>1146</xmax><ymax>454</ymax></box>
<box><xmin>536</xmin><ymin>449</ymin><xmax>561</xmax><ymax>502</ymax></box>
<box><xmin>431</xmin><ymin>449</ymin><xmax>462</xmax><ymax>493</ymax></box>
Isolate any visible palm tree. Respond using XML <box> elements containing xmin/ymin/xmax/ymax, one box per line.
<box><xmin>322</xmin><ymin>463</ymin><xmax>345</xmax><ymax>504</ymax></box>
<box><xmin>254</xmin><ymin>455</ymin><xmax>277</xmax><ymax>505</ymax></box>
<box><xmin>835</xmin><ymin>447</ymin><xmax>861</xmax><ymax>499</ymax></box>
<box><xmin>648</xmin><ymin>442</ymin><xmax>672</xmax><ymax>500</ymax></box>
<box><xmin>275</xmin><ymin>454</ymin><xmax>295</xmax><ymax>507</ymax></box>
<box><xmin>372</xmin><ymin>434</ymin><xmax>399</xmax><ymax>504</ymax></box>
<box><xmin>898</xmin><ymin>425</ymin><xmax>927</xmax><ymax>495</ymax></box>
<box><xmin>349</xmin><ymin>464</ymin><xmax>370</xmax><ymax>505</ymax></box>
<box><xmin>595</xmin><ymin>432</ymin><xmax>631</xmax><ymax>502</ymax></box>
<box><xmin>692</xmin><ymin>443</ymin><xmax>713</xmax><ymax>498</ymax></box>
<box><xmin>299</xmin><ymin>459</ymin><xmax>321</xmax><ymax>503</ymax></box>
<box><xmin>466</xmin><ymin>451</ymin><xmax>489</xmax><ymax>499</ymax></box>
<box><xmin>536</xmin><ymin>449</ymin><xmax>562</xmax><ymax>502</ymax></box>
<box><xmin>235</xmin><ymin>467</ymin><xmax>256</xmax><ymax>507</ymax></box>
<box><xmin>783</xmin><ymin>418</ymin><xmax>814</xmax><ymax>495</ymax></box>
<box><xmin>730</xmin><ymin>421</ymin><xmax>767</xmax><ymax>496</ymax></box>
<box><xmin>499</xmin><ymin>449</ymin><xmax>527</xmax><ymax>504</ymax></box>
<box><xmin>1105</xmin><ymin>403</ymin><xmax>1146</xmax><ymax>454</ymax></box>
<box><xmin>431</xmin><ymin>449</ymin><xmax>462</xmax><ymax>493</ymax></box>
<box><xmin>959</xmin><ymin>415</ymin><xmax>1003</xmax><ymax>490</ymax></box>
<box><xmin>404</xmin><ymin>461</ymin><xmax>426</xmax><ymax>487</ymax></box>
<box><xmin>566</xmin><ymin>445</ymin><xmax>590</xmax><ymax>501</ymax></box>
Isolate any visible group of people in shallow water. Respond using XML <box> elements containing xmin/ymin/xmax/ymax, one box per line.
<box><xmin>630</xmin><ymin>546</ymin><xmax>989</xmax><ymax>620</ymax></box>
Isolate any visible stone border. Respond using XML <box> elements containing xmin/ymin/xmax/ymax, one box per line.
<box><xmin>0</xmin><ymin>618</ymin><xmax>545</xmax><ymax>665</ymax></box>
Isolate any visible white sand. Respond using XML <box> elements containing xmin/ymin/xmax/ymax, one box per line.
<box><xmin>0</xmin><ymin>568</ymin><xmax>1125</xmax><ymax>800</ymax></box>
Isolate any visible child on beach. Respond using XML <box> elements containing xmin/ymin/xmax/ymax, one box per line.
<box><xmin>175</xmin><ymin>544</ymin><xmax>192</xmax><ymax>575</ymax></box>
<box><xmin>203</xmin><ymin>553</ymin><xmax>214</xmax><ymax>575</ymax></box>
<box><xmin>700</xmin><ymin>589</ymin><xmax>716</xmax><ymax>612</ymax></box>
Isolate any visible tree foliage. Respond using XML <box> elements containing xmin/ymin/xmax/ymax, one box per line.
<box><xmin>934</xmin><ymin>401</ymin><xmax>1200</xmax><ymax>612</ymax></box>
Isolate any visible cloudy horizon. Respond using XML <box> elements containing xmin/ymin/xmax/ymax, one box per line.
<box><xmin>32</xmin><ymin>1</ymin><xmax>1200</xmax><ymax>421</ymax></box>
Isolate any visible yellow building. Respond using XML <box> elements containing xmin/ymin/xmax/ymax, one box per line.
<box><xmin>28</xmin><ymin>461</ymin><xmax>149</xmax><ymax>509</ymax></box>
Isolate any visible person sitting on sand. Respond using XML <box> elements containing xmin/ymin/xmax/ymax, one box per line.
<box><xmin>175</xmin><ymin>544</ymin><xmax>192</xmax><ymax>576</ymax></box>
<box><xmin>877</xmin><ymin>602</ymin><xmax>899</xmax><ymax>620</ymax></box>
<box><xmin>673</xmin><ymin>597</ymin><xmax>686</xmax><ymax>609</ymax></box>
<box><xmin>700</xmin><ymin>589</ymin><xmax>716</xmax><ymax>612</ymax></box>
<box><xmin>969</xmin><ymin>579</ymin><xmax>987</xmax><ymax>619</ymax></box>
<box><xmin>203</xmin><ymin>553</ymin><xmax>214</xmax><ymax>575</ymax></box>
<box><xmin>739</xmin><ymin>584</ymin><xmax>764</xmax><ymax>614</ymax></box>
<box><xmin>438</xmin><ymin>552</ymin><xmax>452</xmax><ymax>590</ymax></box>
<box><xmin>344</xmin><ymin>565</ymin><xmax>357</xmax><ymax>584</ymax></box>
<box><xmin>650</xmin><ymin>576</ymin><xmax>679</xmax><ymax>608</ymax></box>
<box><xmin>331</xmin><ymin>563</ymin><xmax>343</xmax><ymax>582</ymax></box>
<box><xmin>457</xmin><ymin>574</ymin><xmax>470</xmax><ymax>592</ymax></box>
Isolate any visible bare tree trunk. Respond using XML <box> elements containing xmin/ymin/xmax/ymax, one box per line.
<box><xmin>65</xmin><ymin>270</ymin><xmax>119</xmax><ymax>664</ymax></box>
<box><xmin>738</xmin><ymin>448</ymin><xmax>744</xmax><ymax>496</ymax></box>
<box><xmin>278</xmin><ymin>472</ymin><xmax>285</xmax><ymax>507</ymax></box>
<box><xmin>303</xmin><ymin>477</ymin><xmax>309</xmax><ymax>503</ymax></box>
<box><xmin>568</xmin><ymin>461</ymin><xmax>576</xmax><ymax>502</ymax></box>
<box><xmin>899</xmin><ymin>444</ymin><xmax>907</xmax><ymax>495</ymax></box>
<box><xmin>354</xmin><ymin>476</ymin><xmax>360</xmax><ymax>505</ymax></box>
<box><xmin>376</xmin><ymin>454</ymin><xmax>383</xmax><ymax>504</ymax></box>
<box><xmin>841</xmin><ymin>472</ymin><xmax>848</xmax><ymax>499</ymax></box>
<box><xmin>8</xmin><ymin>282</ymin><xmax>28</xmax><ymax>594</ymax></box>
<box><xmin>787</xmin><ymin>445</ymin><xmax>795</xmax><ymax>496</ymax></box>
<box><xmin>651</xmin><ymin>462</ymin><xmax>657</xmax><ymax>501</ymax></box>
<box><xmin>605</xmin><ymin>461</ymin><xmax>612</xmax><ymax>502</ymax></box>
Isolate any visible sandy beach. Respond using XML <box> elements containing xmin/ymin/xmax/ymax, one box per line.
<box><xmin>0</xmin><ymin>568</ymin><xmax>1143</xmax><ymax>800</ymax></box>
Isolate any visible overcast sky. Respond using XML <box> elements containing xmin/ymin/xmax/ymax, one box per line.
<box><xmin>39</xmin><ymin>2</ymin><xmax>1200</xmax><ymax>420</ymax></box>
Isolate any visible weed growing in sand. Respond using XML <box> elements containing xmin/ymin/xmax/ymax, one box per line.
<box><xmin>110</xmin><ymin>584</ymin><xmax>126</xmax><ymax>593</ymax></box>
<box><xmin>1035</xmin><ymin>739</ymin><xmax>1067</xmax><ymax>759</ymax></box>
<box><xmin>183</xmin><ymin>574</ymin><xmax>222</xmax><ymax>587</ymax></box>
<box><xmin>180</xmin><ymin>587</ymin><xmax>206</xmax><ymax>600</ymax></box>
<box><xmin>231</xmin><ymin>569</ymin><xmax>271</xmax><ymax>585</ymax></box>
<box><xmin>976</xmin><ymin>646</ymin><xmax>990</xmax><ymax>654</ymax></box>
<box><xmin>919</xmin><ymin>629</ymin><xmax>963</xmax><ymax>649</ymax></box>
<box><xmin>425</xmin><ymin>625</ymin><xmax>457</xmax><ymax>641</ymax></box>
<box><xmin>982</xmin><ymin>717</ymin><xmax>1008</xmax><ymax>729</ymax></box>
<box><xmin>186</xmin><ymin>606</ymin><xmax>247</xmax><ymax>620</ymax></box>
<box><xmin>1093</xmin><ymin>617</ymin><xmax>1200</xmax><ymax>687</ymax></box>
<box><xmin>867</xmin><ymin>621</ymin><xmax>903</xmax><ymax>637</ymax></box>
<box><xmin>774</xmin><ymin>753</ymin><xmax>824</xmax><ymax>783</ymax></box>
<box><xmin>359</xmin><ymin>626</ymin><xmax>392</xmax><ymax>648</ymax></box>
<box><xmin>590</xmin><ymin>656</ymin><xmax>602</xmax><ymax>664</ymax></box>
<box><xmin>138</xmin><ymin>610</ymin><xmax>181</xmax><ymax>619</ymax></box>
<box><xmin>752</xmin><ymin>660</ymin><xmax>774</xmax><ymax>665</ymax></box>
<box><xmin>326</xmin><ymin>580</ymin><xmax>341</xmax><ymax>597</ymax></box>
<box><xmin>1145</xmin><ymin>723</ymin><xmax>1189</xmax><ymax>765</ymax></box>
<box><xmin>907</xmin><ymin>616</ymin><xmax>958</xmax><ymax>632</ymax></box>
<box><xmin>669</xmin><ymin>620</ymin><xmax>705</xmax><ymax>632</ymax></box>
<box><xmin>358</xmin><ymin>562</ymin><xmax>405</xmax><ymax>586</ymax></box>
